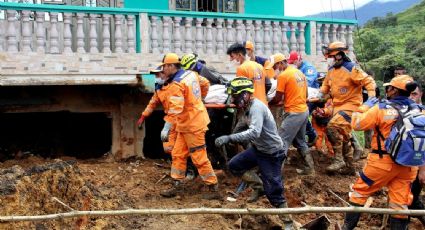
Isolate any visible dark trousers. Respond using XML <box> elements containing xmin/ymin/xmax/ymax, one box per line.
<box><xmin>228</xmin><ymin>147</ymin><xmax>286</xmax><ymax>207</ymax></box>
<box><xmin>409</xmin><ymin>175</ymin><xmax>424</xmax><ymax>210</ymax></box>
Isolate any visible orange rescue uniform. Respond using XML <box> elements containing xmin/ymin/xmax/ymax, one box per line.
<box><xmin>321</xmin><ymin>63</ymin><xmax>375</xmax><ymax>137</ymax></box>
<box><xmin>275</xmin><ymin>65</ymin><xmax>308</xmax><ymax>113</ymax></box>
<box><xmin>142</xmin><ymin>74</ymin><xmax>210</xmax><ymax>154</ymax></box>
<box><xmin>236</xmin><ymin>60</ymin><xmax>268</xmax><ymax>105</ymax></box>
<box><xmin>350</xmin><ymin>102</ymin><xmax>418</xmax><ymax>218</ymax></box>
<box><xmin>167</xmin><ymin>69</ymin><xmax>217</xmax><ymax>185</ymax></box>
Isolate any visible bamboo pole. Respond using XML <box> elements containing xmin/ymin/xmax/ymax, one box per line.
<box><xmin>1</xmin><ymin>207</ymin><xmax>425</xmax><ymax>222</ymax></box>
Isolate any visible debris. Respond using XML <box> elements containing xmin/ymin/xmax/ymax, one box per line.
<box><xmin>302</xmin><ymin>215</ymin><xmax>330</xmax><ymax>230</ymax></box>
<box><xmin>226</xmin><ymin>197</ymin><xmax>237</xmax><ymax>202</ymax></box>
<box><xmin>328</xmin><ymin>189</ymin><xmax>350</xmax><ymax>207</ymax></box>
<box><xmin>52</xmin><ymin>197</ymin><xmax>74</xmax><ymax>211</ymax></box>
<box><xmin>155</xmin><ymin>174</ymin><xmax>168</xmax><ymax>185</ymax></box>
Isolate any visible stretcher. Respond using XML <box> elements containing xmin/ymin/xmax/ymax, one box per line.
<box><xmin>204</xmin><ymin>103</ymin><xmax>236</xmax><ymax>109</ymax></box>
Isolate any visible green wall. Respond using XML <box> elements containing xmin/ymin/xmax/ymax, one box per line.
<box><xmin>124</xmin><ymin>0</ymin><xmax>285</xmax><ymax>16</ymax></box>
<box><xmin>124</xmin><ymin>0</ymin><xmax>169</xmax><ymax>10</ymax></box>
<box><xmin>244</xmin><ymin>0</ymin><xmax>284</xmax><ymax>16</ymax></box>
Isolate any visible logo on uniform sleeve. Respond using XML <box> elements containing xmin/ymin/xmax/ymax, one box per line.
<box><xmin>307</xmin><ymin>69</ymin><xmax>314</xmax><ymax>75</ymax></box>
<box><xmin>339</xmin><ymin>87</ymin><xmax>348</xmax><ymax>94</ymax></box>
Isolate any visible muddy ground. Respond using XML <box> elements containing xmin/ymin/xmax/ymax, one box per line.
<box><xmin>0</xmin><ymin>150</ymin><xmax>424</xmax><ymax>230</ymax></box>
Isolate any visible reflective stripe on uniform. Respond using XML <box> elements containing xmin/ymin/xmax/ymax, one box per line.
<box><xmin>200</xmin><ymin>172</ymin><xmax>217</xmax><ymax>181</ymax></box>
<box><xmin>389</xmin><ymin>202</ymin><xmax>408</xmax><ymax>210</ymax></box>
<box><xmin>168</xmin><ymin>109</ymin><xmax>183</xmax><ymax>114</ymax></box>
<box><xmin>170</xmin><ymin>96</ymin><xmax>184</xmax><ymax>101</ymax></box>
<box><xmin>189</xmin><ymin>144</ymin><xmax>207</xmax><ymax>153</ymax></box>
<box><xmin>170</xmin><ymin>167</ymin><xmax>186</xmax><ymax>177</ymax></box>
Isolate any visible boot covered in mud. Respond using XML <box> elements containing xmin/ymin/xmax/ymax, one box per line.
<box><xmin>296</xmin><ymin>150</ymin><xmax>315</xmax><ymax>175</ymax></box>
<box><xmin>351</xmin><ymin>135</ymin><xmax>363</xmax><ymax>162</ymax></box>
<box><xmin>278</xmin><ymin>202</ymin><xmax>297</xmax><ymax>230</ymax></box>
<box><xmin>389</xmin><ymin>217</ymin><xmax>408</xmax><ymax>230</ymax></box>
<box><xmin>339</xmin><ymin>142</ymin><xmax>356</xmax><ymax>175</ymax></box>
<box><xmin>160</xmin><ymin>180</ymin><xmax>183</xmax><ymax>198</ymax></box>
<box><xmin>202</xmin><ymin>183</ymin><xmax>222</xmax><ymax>200</ymax></box>
<box><xmin>341</xmin><ymin>212</ymin><xmax>361</xmax><ymax>230</ymax></box>
<box><xmin>326</xmin><ymin>146</ymin><xmax>346</xmax><ymax>173</ymax></box>
<box><xmin>241</xmin><ymin>170</ymin><xmax>264</xmax><ymax>202</ymax></box>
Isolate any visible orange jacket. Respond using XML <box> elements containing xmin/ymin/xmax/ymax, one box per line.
<box><xmin>236</xmin><ymin>60</ymin><xmax>268</xmax><ymax>105</ymax></box>
<box><xmin>275</xmin><ymin>65</ymin><xmax>308</xmax><ymax>113</ymax></box>
<box><xmin>351</xmin><ymin>98</ymin><xmax>420</xmax><ymax>162</ymax></box>
<box><xmin>167</xmin><ymin>69</ymin><xmax>210</xmax><ymax>133</ymax></box>
<box><xmin>142</xmin><ymin>72</ymin><xmax>210</xmax><ymax>123</ymax></box>
<box><xmin>320</xmin><ymin>62</ymin><xmax>376</xmax><ymax>114</ymax></box>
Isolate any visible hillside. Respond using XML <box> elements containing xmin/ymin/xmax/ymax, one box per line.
<box><xmin>354</xmin><ymin>0</ymin><xmax>425</xmax><ymax>83</ymax></box>
<box><xmin>307</xmin><ymin>0</ymin><xmax>421</xmax><ymax>25</ymax></box>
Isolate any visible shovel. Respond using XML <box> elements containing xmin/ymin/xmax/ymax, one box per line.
<box><xmin>301</xmin><ymin>215</ymin><xmax>331</xmax><ymax>230</ymax></box>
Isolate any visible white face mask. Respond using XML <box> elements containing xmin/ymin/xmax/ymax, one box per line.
<box><xmin>326</xmin><ymin>58</ymin><xmax>335</xmax><ymax>66</ymax></box>
<box><xmin>274</xmin><ymin>69</ymin><xmax>282</xmax><ymax>77</ymax></box>
<box><xmin>155</xmin><ymin>78</ymin><xmax>165</xmax><ymax>85</ymax></box>
<box><xmin>231</xmin><ymin>59</ymin><xmax>241</xmax><ymax>67</ymax></box>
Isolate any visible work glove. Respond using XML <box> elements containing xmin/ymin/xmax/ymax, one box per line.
<box><xmin>136</xmin><ymin>115</ymin><xmax>146</xmax><ymax>129</ymax></box>
<box><xmin>363</xmin><ymin>96</ymin><xmax>379</xmax><ymax>108</ymax></box>
<box><xmin>161</xmin><ymin>122</ymin><xmax>172</xmax><ymax>142</ymax></box>
<box><xmin>215</xmin><ymin>135</ymin><xmax>231</xmax><ymax>147</ymax></box>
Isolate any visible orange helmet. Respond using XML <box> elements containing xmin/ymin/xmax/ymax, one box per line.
<box><xmin>322</xmin><ymin>41</ymin><xmax>348</xmax><ymax>58</ymax></box>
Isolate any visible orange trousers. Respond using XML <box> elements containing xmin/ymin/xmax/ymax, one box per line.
<box><xmin>163</xmin><ymin>125</ymin><xmax>177</xmax><ymax>154</ymax></box>
<box><xmin>312</xmin><ymin>118</ymin><xmax>334</xmax><ymax>157</ymax></box>
<box><xmin>170</xmin><ymin>130</ymin><xmax>217</xmax><ymax>185</ymax></box>
<box><xmin>349</xmin><ymin>154</ymin><xmax>418</xmax><ymax>219</ymax></box>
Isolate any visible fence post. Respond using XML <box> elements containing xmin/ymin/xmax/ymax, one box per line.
<box><xmin>139</xmin><ymin>12</ymin><xmax>149</xmax><ymax>54</ymax></box>
<box><xmin>308</xmin><ymin>20</ymin><xmax>316</xmax><ymax>55</ymax></box>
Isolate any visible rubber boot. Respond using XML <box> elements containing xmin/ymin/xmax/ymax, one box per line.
<box><xmin>326</xmin><ymin>145</ymin><xmax>346</xmax><ymax>173</ymax></box>
<box><xmin>241</xmin><ymin>170</ymin><xmax>264</xmax><ymax>203</ymax></box>
<box><xmin>160</xmin><ymin>180</ymin><xmax>182</xmax><ymax>198</ymax></box>
<box><xmin>341</xmin><ymin>212</ymin><xmax>361</xmax><ymax>230</ymax></box>
<box><xmin>389</xmin><ymin>217</ymin><xmax>408</xmax><ymax>230</ymax></box>
<box><xmin>278</xmin><ymin>202</ymin><xmax>296</xmax><ymax>230</ymax></box>
<box><xmin>296</xmin><ymin>150</ymin><xmax>315</xmax><ymax>175</ymax></box>
<box><xmin>202</xmin><ymin>184</ymin><xmax>222</xmax><ymax>200</ymax></box>
<box><xmin>339</xmin><ymin>142</ymin><xmax>356</xmax><ymax>175</ymax></box>
<box><xmin>351</xmin><ymin>134</ymin><xmax>363</xmax><ymax>162</ymax></box>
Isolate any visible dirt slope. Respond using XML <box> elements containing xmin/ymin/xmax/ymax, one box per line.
<box><xmin>0</xmin><ymin>152</ymin><xmax>423</xmax><ymax>230</ymax></box>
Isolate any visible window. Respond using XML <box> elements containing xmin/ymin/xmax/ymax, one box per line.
<box><xmin>175</xmin><ymin>0</ymin><xmax>239</xmax><ymax>13</ymax></box>
<box><xmin>176</xmin><ymin>0</ymin><xmax>192</xmax><ymax>11</ymax></box>
<box><xmin>84</xmin><ymin>0</ymin><xmax>96</xmax><ymax>7</ymax></box>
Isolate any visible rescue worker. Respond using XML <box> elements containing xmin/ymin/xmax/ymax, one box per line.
<box><xmin>244</xmin><ymin>41</ymin><xmax>268</xmax><ymax>66</ymax></box>
<box><xmin>408</xmin><ymin>84</ymin><xmax>425</xmax><ymax>226</ymax></box>
<box><xmin>244</xmin><ymin>41</ymin><xmax>275</xmax><ymax>79</ymax></box>
<box><xmin>343</xmin><ymin>75</ymin><xmax>418</xmax><ymax>230</ymax></box>
<box><xmin>320</xmin><ymin>41</ymin><xmax>376</xmax><ymax>174</ymax></box>
<box><xmin>311</xmin><ymin>97</ymin><xmax>334</xmax><ymax>157</ymax></box>
<box><xmin>268</xmin><ymin>53</ymin><xmax>315</xmax><ymax>175</ymax></box>
<box><xmin>214</xmin><ymin>78</ymin><xmax>296</xmax><ymax>229</ymax></box>
<box><xmin>137</xmin><ymin>66</ymin><xmax>177</xmax><ymax>154</ymax></box>
<box><xmin>227</xmin><ymin>43</ymin><xmax>271</xmax><ymax>105</ymax></box>
<box><xmin>180</xmin><ymin>53</ymin><xmax>228</xmax><ymax>85</ymax></box>
<box><xmin>287</xmin><ymin>51</ymin><xmax>318</xmax><ymax>146</ymax></box>
<box><xmin>137</xmin><ymin>66</ymin><xmax>209</xmax><ymax>154</ymax></box>
<box><xmin>157</xmin><ymin>53</ymin><xmax>219</xmax><ymax>199</ymax></box>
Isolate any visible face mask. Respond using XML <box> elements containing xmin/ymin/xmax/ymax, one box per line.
<box><xmin>231</xmin><ymin>59</ymin><xmax>241</xmax><ymax>67</ymax></box>
<box><xmin>155</xmin><ymin>78</ymin><xmax>165</xmax><ymax>85</ymax></box>
<box><xmin>326</xmin><ymin>58</ymin><xmax>335</xmax><ymax>66</ymax></box>
<box><xmin>274</xmin><ymin>69</ymin><xmax>282</xmax><ymax>77</ymax></box>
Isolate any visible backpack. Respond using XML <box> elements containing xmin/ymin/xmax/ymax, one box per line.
<box><xmin>376</xmin><ymin>102</ymin><xmax>425</xmax><ymax>166</ymax></box>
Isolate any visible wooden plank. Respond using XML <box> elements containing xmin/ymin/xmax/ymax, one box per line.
<box><xmin>0</xmin><ymin>74</ymin><xmax>138</xmax><ymax>86</ymax></box>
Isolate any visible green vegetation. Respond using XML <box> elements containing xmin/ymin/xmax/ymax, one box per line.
<box><xmin>354</xmin><ymin>0</ymin><xmax>425</xmax><ymax>84</ymax></box>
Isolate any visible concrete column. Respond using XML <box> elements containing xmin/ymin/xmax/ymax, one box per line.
<box><xmin>139</xmin><ymin>13</ymin><xmax>150</xmax><ymax>54</ymax></box>
<box><xmin>309</xmin><ymin>21</ymin><xmax>317</xmax><ymax>56</ymax></box>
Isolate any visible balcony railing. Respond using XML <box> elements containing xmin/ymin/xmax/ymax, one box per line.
<box><xmin>0</xmin><ymin>2</ymin><xmax>357</xmax><ymax>56</ymax></box>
